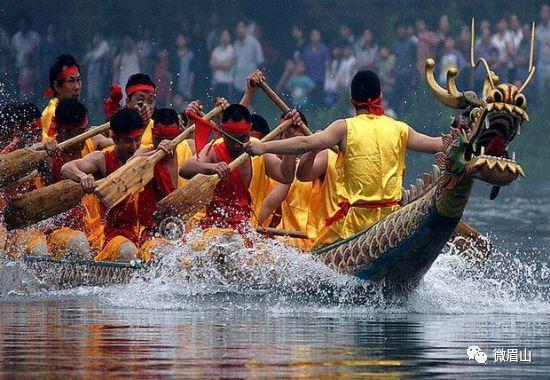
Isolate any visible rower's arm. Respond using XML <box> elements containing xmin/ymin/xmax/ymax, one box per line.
<box><xmin>240</xmin><ymin>70</ymin><xmax>264</xmax><ymax>108</ymax></box>
<box><xmin>264</xmin><ymin>153</ymin><xmax>296</xmax><ymax>184</ymax></box>
<box><xmin>407</xmin><ymin>127</ymin><xmax>443</xmax><ymax>154</ymax></box>
<box><xmin>61</xmin><ymin>151</ymin><xmax>106</xmax><ymax>182</ymax></box>
<box><xmin>247</xmin><ymin>119</ymin><xmax>346</xmax><ymax>156</ymax></box>
<box><xmin>258</xmin><ymin>183</ymin><xmax>290</xmax><ymax>224</ymax></box>
<box><xmin>296</xmin><ymin>149</ymin><xmax>328</xmax><ymax>182</ymax></box>
<box><xmin>179</xmin><ymin>144</ymin><xmax>218</xmax><ymax>179</ymax></box>
<box><xmin>91</xmin><ymin>134</ymin><xmax>114</xmax><ymax>151</ymax></box>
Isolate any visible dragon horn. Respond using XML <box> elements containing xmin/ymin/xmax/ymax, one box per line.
<box><xmin>470</xmin><ymin>18</ymin><xmax>498</xmax><ymax>96</ymax></box>
<box><xmin>518</xmin><ymin>22</ymin><xmax>536</xmax><ymax>94</ymax></box>
<box><xmin>425</xmin><ymin>58</ymin><xmax>484</xmax><ymax>109</ymax></box>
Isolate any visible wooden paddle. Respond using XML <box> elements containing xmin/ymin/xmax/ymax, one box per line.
<box><xmin>259</xmin><ymin>81</ymin><xmax>339</xmax><ymax>153</ymax></box>
<box><xmin>3</xmin><ymin>109</ymin><xmax>221</xmax><ymax>231</ymax></box>
<box><xmin>0</xmin><ymin>122</ymin><xmax>110</xmax><ymax>191</ymax></box>
<box><xmin>451</xmin><ymin>220</ymin><xmax>493</xmax><ymax>265</ymax></box>
<box><xmin>95</xmin><ymin>106</ymin><xmax>223</xmax><ymax>211</ymax></box>
<box><xmin>255</xmin><ymin>227</ymin><xmax>309</xmax><ymax>239</ymax></box>
<box><xmin>4</xmin><ymin>176</ymin><xmax>101</xmax><ymax>231</ymax></box>
<box><xmin>155</xmin><ymin>118</ymin><xmax>295</xmax><ymax>223</ymax></box>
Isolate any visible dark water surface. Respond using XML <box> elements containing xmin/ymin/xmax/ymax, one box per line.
<box><xmin>1</xmin><ymin>181</ymin><xmax>549</xmax><ymax>378</ymax></box>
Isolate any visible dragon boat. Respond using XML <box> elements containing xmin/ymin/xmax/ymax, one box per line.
<box><xmin>14</xmin><ymin>26</ymin><xmax>536</xmax><ymax>290</ymax></box>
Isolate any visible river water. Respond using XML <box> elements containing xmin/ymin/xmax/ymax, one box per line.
<box><xmin>0</xmin><ymin>180</ymin><xmax>549</xmax><ymax>378</ymax></box>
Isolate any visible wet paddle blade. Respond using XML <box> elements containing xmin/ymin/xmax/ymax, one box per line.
<box><xmin>0</xmin><ymin>148</ymin><xmax>46</xmax><ymax>191</ymax></box>
<box><xmin>155</xmin><ymin>173</ymin><xmax>219</xmax><ymax>223</ymax></box>
<box><xmin>451</xmin><ymin>221</ymin><xmax>493</xmax><ymax>265</ymax></box>
<box><xmin>4</xmin><ymin>179</ymin><xmax>85</xmax><ymax>231</ymax></box>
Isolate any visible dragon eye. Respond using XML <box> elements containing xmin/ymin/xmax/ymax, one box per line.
<box><xmin>490</xmin><ymin>89</ymin><xmax>503</xmax><ymax>103</ymax></box>
<box><xmin>514</xmin><ymin>93</ymin><xmax>527</xmax><ymax>109</ymax></box>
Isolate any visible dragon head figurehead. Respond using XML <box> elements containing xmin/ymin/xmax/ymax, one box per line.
<box><xmin>425</xmin><ymin>19</ymin><xmax>535</xmax><ymax>199</ymax></box>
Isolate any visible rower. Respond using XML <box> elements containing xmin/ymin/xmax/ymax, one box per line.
<box><xmin>42</xmin><ymin>55</ymin><xmax>81</xmax><ymax>142</ymax></box>
<box><xmin>123</xmin><ymin>73</ymin><xmax>157</xmax><ymax>149</ymax></box>
<box><xmin>60</xmin><ymin>109</ymin><xmax>175</xmax><ymax>262</ymax></box>
<box><xmin>133</xmin><ymin>108</ymin><xmax>180</xmax><ymax>261</ymax></box>
<box><xmin>246</xmin><ymin>70</ymin><xmax>444</xmax><ymax>247</ymax></box>
<box><xmin>258</xmin><ymin>112</ymin><xmax>317</xmax><ymax>250</ymax></box>
<box><xmin>295</xmin><ymin>148</ymin><xmax>340</xmax><ymax>248</ymax></box>
<box><xmin>179</xmin><ymin>103</ymin><xmax>296</xmax><ymax>233</ymax></box>
<box><xmin>1</xmin><ymin>103</ymin><xmax>46</xmax><ymax>256</ymax></box>
<box><xmin>42</xmin><ymin>54</ymin><xmax>112</xmax><ymax>154</ymax></box>
<box><xmin>10</xmin><ymin>99</ymin><xmax>93</xmax><ymax>259</ymax></box>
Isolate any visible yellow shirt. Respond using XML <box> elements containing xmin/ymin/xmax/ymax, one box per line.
<box><xmin>41</xmin><ymin>97</ymin><xmax>59</xmax><ymax>141</ymax></box>
<box><xmin>278</xmin><ymin>177</ymin><xmax>316</xmax><ymax>251</ymax></box>
<box><xmin>176</xmin><ymin>139</ymin><xmax>194</xmax><ymax>188</ymax></box>
<box><xmin>332</xmin><ymin>114</ymin><xmax>409</xmax><ymax>242</ymax></box>
<box><xmin>140</xmin><ymin>119</ymin><xmax>154</xmax><ymax>149</ymax></box>
<box><xmin>311</xmin><ymin>150</ymin><xmax>341</xmax><ymax>248</ymax></box>
<box><xmin>81</xmin><ymin>138</ymin><xmax>96</xmax><ymax>157</ymax></box>
<box><xmin>248</xmin><ymin>155</ymin><xmax>272</xmax><ymax>228</ymax></box>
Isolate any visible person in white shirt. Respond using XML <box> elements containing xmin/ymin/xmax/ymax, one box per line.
<box><xmin>335</xmin><ymin>44</ymin><xmax>357</xmax><ymax>95</ymax></box>
<box><xmin>232</xmin><ymin>21</ymin><xmax>264</xmax><ymax>99</ymax></box>
<box><xmin>210</xmin><ymin>29</ymin><xmax>234</xmax><ymax>100</ymax></box>
<box><xmin>491</xmin><ymin>18</ymin><xmax>513</xmax><ymax>65</ymax></box>
<box><xmin>11</xmin><ymin>16</ymin><xmax>40</xmax><ymax>69</ymax></box>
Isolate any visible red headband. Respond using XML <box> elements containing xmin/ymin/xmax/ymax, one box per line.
<box><xmin>126</xmin><ymin>84</ymin><xmax>155</xmax><ymax>97</ymax></box>
<box><xmin>221</xmin><ymin>120</ymin><xmax>252</xmax><ymax>134</ymax></box>
<box><xmin>152</xmin><ymin>124</ymin><xmax>180</xmax><ymax>139</ymax></box>
<box><xmin>47</xmin><ymin>116</ymin><xmax>88</xmax><ymax>137</ymax></box>
<box><xmin>113</xmin><ymin>128</ymin><xmax>143</xmax><ymax>139</ymax></box>
<box><xmin>43</xmin><ymin>66</ymin><xmax>80</xmax><ymax>98</ymax></box>
<box><xmin>351</xmin><ymin>94</ymin><xmax>384</xmax><ymax>116</ymax></box>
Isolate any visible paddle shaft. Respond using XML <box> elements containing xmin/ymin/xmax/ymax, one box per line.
<box><xmin>149</xmin><ymin>106</ymin><xmax>223</xmax><ymax>162</ymax></box>
<box><xmin>256</xmin><ymin>226</ymin><xmax>308</xmax><ymax>239</ymax></box>
<box><xmin>227</xmin><ymin>119</ymin><xmax>293</xmax><ymax>171</ymax></box>
<box><xmin>259</xmin><ymin>82</ymin><xmax>311</xmax><ymax>136</ymax></box>
<box><xmin>259</xmin><ymin>81</ymin><xmax>339</xmax><ymax>153</ymax></box>
<box><xmin>57</xmin><ymin>122</ymin><xmax>110</xmax><ymax>150</ymax></box>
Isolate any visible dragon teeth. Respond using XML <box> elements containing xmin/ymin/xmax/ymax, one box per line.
<box><xmin>432</xmin><ymin>164</ymin><xmax>441</xmax><ymax>179</ymax></box>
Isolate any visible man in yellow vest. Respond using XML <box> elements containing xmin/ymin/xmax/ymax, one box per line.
<box><xmin>246</xmin><ymin>70</ymin><xmax>443</xmax><ymax>245</ymax></box>
<box><xmin>42</xmin><ymin>54</ymin><xmax>82</xmax><ymax>141</ymax></box>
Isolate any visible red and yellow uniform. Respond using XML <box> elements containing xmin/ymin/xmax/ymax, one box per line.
<box><xmin>41</xmin><ymin>97</ymin><xmax>59</xmax><ymax>141</ymax></box>
<box><xmin>200</xmin><ymin>142</ymin><xmax>252</xmax><ymax>232</ymax></box>
<box><xmin>44</xmin><ymin>150</ymin><xmax>88</xmax><ymax>259</ymax></box>
<box><xmin>326</xmin><ymin>114</ymin><xmax>409</xmax><ymax>243</ymax></box>
<box><xmin>95</xmin><ymin>150</ymin><xmax>140</xmax><ymax>262</ymax></box>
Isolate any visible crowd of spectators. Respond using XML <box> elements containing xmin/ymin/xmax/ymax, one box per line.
<box><xmin>0</xmin><ymin>5</ymin><xmax>549</xmax><ymax>120</ymax></box>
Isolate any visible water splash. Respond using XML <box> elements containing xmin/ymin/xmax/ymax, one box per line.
<box><xmin>1</xmin><ymin>228</ymin><xmax>548</xmax><ymax>314</ymax></box>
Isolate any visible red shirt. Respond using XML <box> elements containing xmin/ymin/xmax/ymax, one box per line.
<box><xmin>200</xmin><ymin>142</ymin><xmax>251</xmax><ymax>231</ymax></box>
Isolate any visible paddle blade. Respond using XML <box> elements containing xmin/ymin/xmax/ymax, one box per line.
<box><xmin>155</xmin><ymin>173</ymin><xmax>219</xmax><ymax>223</ymax></box>
<box><xmin>4</xmin><ymin>180</ymin><xmax>85</xmax><ymax>231</ymax></box>
<box><xmin>95</xmin><ymin>156</ymin><xmax>156</xmax><ymax>211</ymax></box>
<box><xmin>0</xmin><ymin>149</ymin><xmax>46</xmax><ymax>191</ymax></box>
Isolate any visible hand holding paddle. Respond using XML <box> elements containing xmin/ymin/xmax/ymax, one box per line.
<box><xmin>155</xmin><ymin>116</ymin><xmax>296</xmax><ymax>223</ymax></box>
<box><xmin>95</xmin><ymin>106</ymin><xmax>224</xmax><ymax>211</ymax></box>
<box><xmin>0</xmin><ymin>122</ymin><xmax>110</xmax><ymax>191</ymax></box>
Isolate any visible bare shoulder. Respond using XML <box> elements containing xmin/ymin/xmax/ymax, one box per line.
<box><xmin>84</xmin><ymin>150</ymin><xmax>105</xmax><ymax>162</ymax></box>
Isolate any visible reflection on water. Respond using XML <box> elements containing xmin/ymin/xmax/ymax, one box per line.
<box><xmin>0</xmin><ymin>181</ymin><xmax>549</xmax><ymax>377</ymax></box>
<box><xmin>1</xmin><ymin>299</ymin><xmax>549</xmax><ymax>378</ymax></box>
